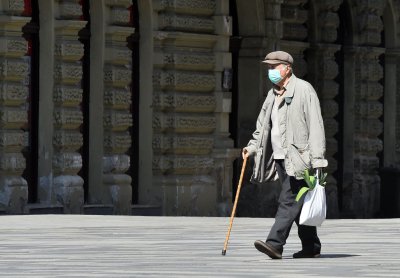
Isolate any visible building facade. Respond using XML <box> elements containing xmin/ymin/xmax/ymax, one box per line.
<box><xmin>0</xmin><ymin>0</ymin><xmax>399</xmax><ymax>218</ymax></box>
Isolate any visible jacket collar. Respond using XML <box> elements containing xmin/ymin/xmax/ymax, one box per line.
<box><xmin>283</xmin><ymin>74</ymin><xmax>296</xmax><ymax>98</ymax></box>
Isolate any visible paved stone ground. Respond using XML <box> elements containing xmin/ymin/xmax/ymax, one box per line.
<box><xmin>0</xmin><ymin>215</ymin><xmax>399</xmax><ymax>277</ymax></box>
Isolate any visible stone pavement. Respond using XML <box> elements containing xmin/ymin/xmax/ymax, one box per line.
<box><xmin>0</xmin><ymin>215</ymin><xmax>399</xmax><ymax>277</ymax></box>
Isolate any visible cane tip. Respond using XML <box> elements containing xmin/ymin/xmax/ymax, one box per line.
<box><xmin>222</xmin><ymin>250</ymin><xmax>226</xmax><ymax>256</ymax></box>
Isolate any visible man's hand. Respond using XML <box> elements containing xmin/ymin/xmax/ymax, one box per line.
<box><xmin>242</xmin><ymin>148</ymin><xmax>249</xmax><ymax>160</ymax></box>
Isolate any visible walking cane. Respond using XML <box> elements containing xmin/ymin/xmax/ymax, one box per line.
<box><xmin>222</xmin><ymin>156</ymin><xmax>248</xmax><ymax>256</ymax></box>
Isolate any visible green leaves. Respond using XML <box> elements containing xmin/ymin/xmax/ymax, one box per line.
<box><xmin>295</xmin><ymin>169</ymin><xmax>327</xmax><ymax>202</ymax></box>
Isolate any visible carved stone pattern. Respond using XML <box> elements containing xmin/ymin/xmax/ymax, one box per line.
<box><xmin>103</xmin><ymin>111</ymin><xmax>132</xmax><ymax>131</ymax></box>
<box><xmin>158</xmin><ymin>0</ymin><xmax>216</xmax><ymax>15</ymax></box>
<box><xmin>359</xmin><ymin>82</ymin><xmax>383</xmax><ymax>100</ymax></box>
<box><xmin>104</xmin><ymin>89</ymin><xmax>132</xmax><ymax>108</ymax></box>
<box><xmin>53</xmin><ymin>152</ymin><xmax>82</xmax><ymax>174</ymax></box>
<box><xmin>0</xmin><ymin>83</ymin><xmax>28</xmax><ymax>104</ymax></box>
<box><xmin>54</xmin><ymin>63</ymin><xmax>83</xmax><ymax>83</ymax></box>
<box><xmin>320</xmin><ymin>58</ymin><xmax>339</xmax><ymax>80</ymax></box>
<box><xmin>158</xmin><ymin>14</ymin><xmax>214</xmax><ymax>33</ymax></box>
<box><xmin>323</xmin><ymin>118</ymin><xmax>338</xmax><ymax>137</ymax></box>
<box><xmin>55</xmin><ymin>42</ymin><xmax>84</xmax><ymax>58</ymax></box>
<box><xmin>281</xmin><ymin>5</ymin><xmax>308</xmax><ymax>24</ymax></box>
<box><xmin>0</xmin><ymin>131</ymin><xmax>25</xmax><ymax>148</ymax></box>
<box><xmin>154</xmin><ymin>93</ymin><xmax>215</xmax><ymax>112</ymax></box>
<box><xmin>154</xmin><ymin>71</ymin><xmax>215</xmax><ymax>92</ymax></box>
<box><xmin>6</xmin><ymin>0</ymin><xmax>24</xmax><ymax>14</ymax></box>
<box><xmin>316</xmin><ymin>0</ymin><xmax>344</xmax><ymax>12</ymax></box>
<box><xmin>104</xmin><ymin>132</ymin><xmax>132</xmax><ymax>153</ymax></box>
<box><xmin>0</xmin><ymin>39</ymin><xmax>27</xmax><ymax>55</ymax></box>
<box><xmin>103</xmin><ymin>154</ymin><xmax>130</xmax><ymax>174</ymax></box>
<box><xmin>153</xmin><ymin>156</ymin><xmax>214</xmax><ymax>173</ymax></box>
<box><xmin>354</xmin><ymin>155</ymin><xmax>380</xmax><ymax>173</ymax></box>
<box><xmin>111</xmin><ymin>8</ymin><xmax>131</xmax><ymax>25</ymax></box>
<box><xmin>282</xmin><ymin>23</ymin><xmax>308</xmax><ymax>41</ymax></box>
<box><xmin>354</xmin><ymin>119</ymin><xmax>382</xmax><ymax>137</ymax></box>
<box><xmin>53</xmin><ymin>109</ymin><xmax>83</xmax><ymax>129</ymax></box>
<box><xmin>322</xmin><ymin>100</ymin><xmax>338</xmax><ymax>118</ymax></box>
<box><xmin>153</xmin><ymin>114</ymin><xmax>216</xmax><ymax>132</ymax></box>
<box><xmin>360</xmin><ymin>60</ymin><xmax>383</xmax><ymax>81</ymax></box>
<box><xmin>57</xmin><ymin>2</ymin><xmax>83</xmax><ymax>19</ymax></box>
<box><xmin>162</xmin><ymin>53</ymin><xmax>215</xmax><ymax>70</ymax></box>
<box><xmin>104</xmin><ymin>66</ymin><xmax>131</xmax><ymax>85</ymax></box>
<box><xmin>319</xmin><ymin>80</ymin><xmax>339</xmax><ymax>99</ymax></box>
<box><xmin>109</xmin><ymin>48</ymin><xmax>132</xmax><ymax>63</ymax></box>
<box><xmin>0</xmin><ymin>109</ymin><xmax>27</xmax><ymax>126</ymax></box>
<box><xmin>53</xmin><ymin>86</ymin><xmax>83</xmax><ymax>106</ymax></box>
<box><xmin>0</xmin><ymin>59</ymin><xmax>30</xmax><ymax>80</ymax></box>
<box><xmin>354</xmin><ymin>101</ymin><xmax>382</xmax><ymax>118</ymax></box>
<box><xmin>53</xmin><ymin>131</ymin><xmax>83</xmax><ymax>151</ymax></box>
<box><xmin>354</xmin><ymin>137</ymin><xmax>383</xmax><ymax>154</ymax></box>
<box><xmin>153</xmin><ymin>135</ymin><xmax>214</xmax><ymax>152</ymax></box>
<box><xmin>0</xmin><ymin>153</ymin><xmax>25</xmax><ymax>172</ymax></box>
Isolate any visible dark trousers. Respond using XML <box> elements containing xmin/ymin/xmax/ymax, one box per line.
<box><xmin>266</xmin><ymin>159</ymin><xmax>321</xmax><ymax>253</ymax></box>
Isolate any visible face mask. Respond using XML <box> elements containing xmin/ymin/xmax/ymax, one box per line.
<box><xmin>268</xmin><ymin>69</ymin><xmax>282</xmax><ymax>84</ymax></box>
<box><xmin>268</xmin><ymin>66</ymin><xmax>287</xmax><ymax>84</ymax></box>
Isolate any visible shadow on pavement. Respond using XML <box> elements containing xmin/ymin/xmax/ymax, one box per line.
<box><xmin>320</xmin><ymin>254</ymin><xmax>360</xmax><ymax>259</ymax></box>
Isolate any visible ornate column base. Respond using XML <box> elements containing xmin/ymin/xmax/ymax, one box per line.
<box><xmin>0</xmin><ymin>176</ymin><xmax>28</xmax><ymax>214</ymax></box>
<box><xmin>53</xmin><ymin>175</ymin><xmax>84</xmax><ymax>214</ymax></box>
<box><xmin>103</xmin><ymin>174</ymin><xmax>132</xmax><ymax>215</ymax></box>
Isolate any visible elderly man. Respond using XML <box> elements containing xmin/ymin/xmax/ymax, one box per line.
<box><xmin>242</xmin><ymin>51</ymin><xmax>328</xmax><ymax>259</ymax></box>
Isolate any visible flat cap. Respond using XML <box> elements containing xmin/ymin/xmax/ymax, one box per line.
<box><xmin>262</xmin><ymin>51</ymin><xmax>293</xmax><ymax>65</ymax></box>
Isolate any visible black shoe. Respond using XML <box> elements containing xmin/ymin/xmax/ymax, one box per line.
<box><xmin>254</xmin><ymin>240</ymin><xmax>282</xmax><ymax>259</ymax></box>
<box><xmin>293</xmin><ymin>250</ymin><xmax>321</xmax><ymax>259</ymax></box>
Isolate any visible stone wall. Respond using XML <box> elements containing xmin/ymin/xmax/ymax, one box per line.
<box><xmin>150</xmin><ymin>0</ymin><xmax>238</xmax><ymax>216</ymax></box>
<box><xmin>0</xmin><ymin>0</ymin><xmax>30</xmax><ymax>213</ymax></box>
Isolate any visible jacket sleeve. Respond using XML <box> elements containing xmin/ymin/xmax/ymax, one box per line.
<box><xmin>304</xmin><ymin>84</ymin><xmax>328</xmax><ymax>168</ymax></box>
<box><xmin>244</xmin><ymin>95</ymin><xmax>270</xmax><ymax>157</ymax></box>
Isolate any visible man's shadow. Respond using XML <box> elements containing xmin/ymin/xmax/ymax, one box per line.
<box><xmin>285</xmin><ymin>254</ymin><xmax>360</xmax><ymax>259</ymax></box>
<box><xmin>320</xmin><ymin>254</ymin><xmax>360</xmax><ymax>259</ymax></box>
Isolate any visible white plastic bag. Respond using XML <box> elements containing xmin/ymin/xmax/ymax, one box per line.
<box><xmin>299</xmin><ymin>179</ymin><xmax>326</xmax><ymax>226</ymax></box>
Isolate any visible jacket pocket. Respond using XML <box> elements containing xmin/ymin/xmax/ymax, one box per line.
<box><xmin>288</xmin><ymin>143</ymin><xmax>311</xmax><ymax>176</ymax></box>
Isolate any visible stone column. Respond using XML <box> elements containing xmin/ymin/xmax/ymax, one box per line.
<box><xmin>342</xmin><ymin>0</ymin><xmax>386</xmax><ymax>218</ymax></box>
<box><xmin>383</xmin><ymin>49</ymin><xmax>400</xmax><ymax>167</ymax></box>
<box><xmin>353</xmin><ymin>47</ymin><xmax>384</xmax><ymax>217</ymax></box>
<box><xmin>36</xmin><ymin>0</ymin><xmax>86</xmax><ymax>213</ymax></box>
<box><xmin>307</xmin><ymin>0</ymin><xmax>342</xmax><ymax>218</ymax></box>
<box><xmin>0</xmin><ymin>1</ymin><xmax>30</xmax><ymax>213</ymax></box>
<box><xmin>102</xmin><ymin>0</ymin><xmax>134</xmax><ymax>214</ymax></box>
<box><xmin>152</xmin><ymin>0</ymin><xmax>237</xmax><ymax>216</ymax></box>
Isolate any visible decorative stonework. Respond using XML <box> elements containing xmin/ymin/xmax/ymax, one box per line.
<box><xmin>153</xmin><ymin>92</ymin><xmax>216</xmax><ymax>112</ymax></box>
<box><xmin>152</xmin><ymin>135</ymin><xmax>214</xmax><ymax>154</ymax></box>
<box><xmin>102</xmin><ymin>1</ymin><xmax>134</xmax><ymax>214</ymax></box>
<box><xmin>53</xmin><ymin>152</ymin><xmax>82</xmax><ymax>175</ymax></box>
<box><xmin>55</xmin><ymin>0</ymin><xmax>82</xmax><ymax>20</ymax></box>
<box><xmin>104</xmin><ymin>88</ymin><xmax>131</xmax><ymax>109</ymax></box>
<box><xmin>0</xmin><ymin>153</ymin><xmax>26</xmax><ymax>174</ymax></box>
<box><xmin>53</xmin><ymin>86</ymin><xmax>83</xmax><ymax>106</ymax></box>
<box><xmin>152</xmin><ymin>0</ymin><xmax>235</xmax><ymax>216</ymax></box>
<box><xmin>53</xmin><ymin>130</ymin><xmax>83</xmax><ymax>151</ymax></box>
<box><xmin>0</xmin><ymin>83</ymin><xmax>28</xmax><ymax>105</ymax></box>
<box><xmin>158</xmin><ymin>14</ymin><xmax>215</xmax><ymax>33</ymax></box>
<box><xmin>103</xmin><ymin>110</ymin><xmax>132</xmax><ymax>131</ymax></box>
<box><xmin>155</xmin><ymin>0</ymin><xmax>216</xmax><ymax>16</ymax></box>
<box><xmin>153</xmin><ymin>156</ymin><xmax>214</xmax><ymax>174</ymax></box>
<box><xmin>53</xmin><ymin>108</ymin><xmax>83</xmax><ymax>129</ymax></box>
<box><xmin>0</xmin><ymin>38</ymin><xmax>27</xmax><ymax>56</ymax></box>
<box><xmin>153</xmin><ymin>70</ymin><xmax>215</xmax><ymax>92</ymax></box>
<box><xmin>153</xmin><ymin>114</ymin><xmax>216</xmax><ymax>133</ymax></box>
<box><xmin>1</xmin><ymin>0</ymin><xmax>25</xmax><ymax>15</ymax></box>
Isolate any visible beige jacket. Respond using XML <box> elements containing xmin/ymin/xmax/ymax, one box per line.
<box><xmin>245</xmin><ymin>74</ymin><xmax>328</xmax><ymax>183</ymax></box>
